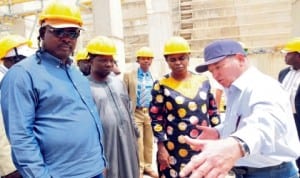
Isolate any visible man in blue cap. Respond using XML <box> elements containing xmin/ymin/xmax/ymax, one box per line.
<box><xmin>179</xmin><ymin>39</ymin><xmax>300</xmax><ymax>178</ymax></box>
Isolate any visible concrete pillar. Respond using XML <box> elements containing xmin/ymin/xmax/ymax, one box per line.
<box><xmin>91</xmin><ymin>0</ymin><xmax>125</xmax><ymax>74</ymax></box>
<box><xmin>292</xmin><ymin>0</ymin><xmax>300</xmax><ymax>36</ymax></box>
<box><xmin>146</xmin><ymin>0</ymin><xmax>173</xmax><ymax>77</ymax></box>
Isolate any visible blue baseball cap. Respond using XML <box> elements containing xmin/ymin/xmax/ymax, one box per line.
<box><xmin>195</xmin><ymin>39</ymin><xmax>246</xmax><ymax>73</ymax></box>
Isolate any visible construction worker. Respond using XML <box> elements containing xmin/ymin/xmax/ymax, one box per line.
<box><xmin>86</xmin><ymin>36</ymin><xmax>139</xmax><ymax>178</ymax></box>
<box><xmin>278</xmin><ymin>37</ymin><xmax>300</xmax><ymax>174</ymax></box>
<box><xmin>74</xmin><ymin>48</ymin><xmax>90</xmax><ymax>76</ymax></box>
<box><xmin>0</xmin><ymin>34</ymin><xmax>33</xmax><ymax>79</ymax></box>
<box><xmin>0</xmin><ymin>34</ymin><xmax>33</xmax><ymax>178</ymax></box>
<box><xmin>111</xmin><ymin>60</ymin><xmax>121</xmax><ymax>76</ymax></box>
<box><xmin>123</xmin><ymin>47</ymin><xmax>158</xmax><ymax>178</ymax></box>
<box><xmin>1</xmin><ymin>1</ymin><xmax>106</xmax><ymax>178</ymax></box>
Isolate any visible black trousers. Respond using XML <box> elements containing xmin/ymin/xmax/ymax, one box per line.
<box><xmin>2</xmin><ymin>170</ymin><xmax>22</xmax><ymax>178</ymax></box>
<box><xmin>293</xmin><ymin>114</ymin><xmax>300</xmax><ymax>173</ymax></box>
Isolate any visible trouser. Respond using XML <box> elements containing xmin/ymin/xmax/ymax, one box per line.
<box><xmin>2</xmin><ymin>171</ymin><xmax>22</xmax><ymax>178</ymax></box>
<box><xmin>233</xmin><ymin>162</ymin><xmax>298</xmax><ymax>178</ymax></box>
<box><xmin>134</xmin><ymin>107</ymin><xmax>154</xmax><ymax>173</ymax></box>
<box><xmin>91</xmin><ymin>173</ymin><xmax>104</xmax><ymax>178</ymax></box>
<box><xmin>294</xmin><ymin>113</ymin><xmax>300</xmax><ymax>174</ymax></box>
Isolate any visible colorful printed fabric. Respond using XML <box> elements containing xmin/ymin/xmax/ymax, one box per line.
<box><xmin>149</xmin><ymin>73</ymin><xmax>220</xmax><ymax>178</ymax></box>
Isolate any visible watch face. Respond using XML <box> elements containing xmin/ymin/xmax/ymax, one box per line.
<box><xmin>231</xmin><ymin>136</ymin><xmax>250</xmax><ymax>157</ymax></box>
<box><xmin>241</xmin><ymin>141</ymin><xmax>250</xmax><ymax>156</ymax></box>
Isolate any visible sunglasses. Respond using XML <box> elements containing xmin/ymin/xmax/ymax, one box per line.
<box><xmin>47</xmin><ymin>26</ymin><xmax>80</xmax><ymax>39</ymax></box>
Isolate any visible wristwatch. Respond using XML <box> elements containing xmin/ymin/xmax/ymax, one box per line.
<box><xmin>230</xmin><ymin>136</ymin><xmax>250</xmax><ymax>157</ymax></box>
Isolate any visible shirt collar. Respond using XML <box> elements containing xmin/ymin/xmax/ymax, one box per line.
<box><xmin>138</xmin><ymin>67</ymin><xmax>150</xmax><ymax>76</ymax></box>
<box><xmin>38</xmin><ymin>50</ymin><xmax>73</xmax><ymax>68</ymax></box>
<box><xmin>229</xmin><ymin>66</ymin><xmax>256</xmax><ymax>92</ymax></box>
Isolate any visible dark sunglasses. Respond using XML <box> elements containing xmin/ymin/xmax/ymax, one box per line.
<box><xmin>47</xmin><ymin>26</ymin><xmax>80</xmax><ymax>39</ymax></box>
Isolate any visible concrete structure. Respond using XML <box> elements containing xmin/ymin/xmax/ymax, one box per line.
<box><xmin>1</xmin><ymin>0</ymin><xmax>300</xmax><ymax>78</ymax></box>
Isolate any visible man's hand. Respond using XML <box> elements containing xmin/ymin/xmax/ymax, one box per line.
<box><xmin>197</xmin><ymin>120</ymin><xmax>219</xmax><ymax>140</ymax></box>
<box><xmin>179</xmin><ymin>136</ymin><xmax>243</xmax><ymax>178</ymax></box>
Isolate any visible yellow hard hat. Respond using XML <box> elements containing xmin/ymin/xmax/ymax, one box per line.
<box><xmin>164</xmin><ymin>36</ymin><xmax>191</xmax><ymax>55</ymax></box>
<box><xmin>0</xmin><ymin>34</ymin><xmax>31</xmax><ymax>59</ymax></box>
<box><xmin>39</xmin><ymin>0</ymin><xmax>83</xmax><ymax>28</ymax></box>
<box><xmin>136</xmin><ymin>47</ymin><xmax>154</xmax><ymax>58</ymax></box>
<box><xmin>282</xmin><ymin>38</ymin><xmax>300</xmax><ymax>53</ymax></box>
<box><xmin>86</xmin><ymin>36</ymin><xmax>117</xmax><ymax>56</ymax></box>
<box><xmin>75</xmin><ymin>48</ymin><xmax>88</xmax><ymax>62</ymax></box>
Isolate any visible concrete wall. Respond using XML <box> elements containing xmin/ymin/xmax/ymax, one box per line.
<box><xmin>292</xmin><ymin>0</ymin><xmax>300</xmax><ymax>36</ymax></box>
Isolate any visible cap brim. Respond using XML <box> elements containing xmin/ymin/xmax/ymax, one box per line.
<box><xmin>195</xmin><ymin>56</ymin><xmax>226</xmax><ymax>73</ymax></box>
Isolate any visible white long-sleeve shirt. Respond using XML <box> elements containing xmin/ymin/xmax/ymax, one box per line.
<box><xmin>217</xmin><ymin>67</ymin><xmax>300</xmax><ymax>167</ymax></box>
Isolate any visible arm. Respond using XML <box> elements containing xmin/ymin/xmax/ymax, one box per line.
<box><xmin>149</xmin><ymin>80</ymin><xmax>167</xmax><ymax>142</ymax></box>
<box><xmin>1</xmin><ymin>67</ymin><xmax>51</xmax><ymax>178</ymax></box>
<box><xmin>122</xmin><ymin>72</ymin><xmax>130</xmax><ymax>94</ymax></box>
<box><xmin>179</xmin><ymin>136</ymin><xmax>244</xmax><ymax>178</ymax></box>
<box><xmin>120</xmin><ymin>80</ymin><xmax>140</xmax><ymax>138</ymax></box>
<box><xmin>0</xmin><ymin>113</ymin><xmax>17</xmax><ymax>176</ymax></box>
<box><xmin>215</xmin><ymin>89</ymin><xmax>223</xmax><ymax>112</ymax></box>
<box><xmin>149</xmin><ymin>80</ymin><xmax>171</xmax><ymax>169</ymax></box>
<box><xmin>207</xmin><ymin>92</ymin><xmax>221</xmax><ymax>127</ymax></box>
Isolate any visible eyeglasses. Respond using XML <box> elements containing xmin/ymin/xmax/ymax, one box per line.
<box><xmin>47</xmin><ymin>26</ymin><xmax>80</xmax><ymax>39</ymax></box>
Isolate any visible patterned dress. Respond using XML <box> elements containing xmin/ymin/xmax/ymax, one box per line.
<box><xmin>149</xmin><ymin>73</ymin><xmax>220</xmax><ymax>178</ymax></box>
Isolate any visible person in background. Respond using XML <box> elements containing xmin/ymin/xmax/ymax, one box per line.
<box><xmin>0</xmin><ymin>34</ymin><xmax>34</xmax><ymax>178</ymax></box>
<box><xmin>111</xmin><ymin>60</ymin><xmax>121</xmax><ymax>76</ymax></box>
<box><xmin>278</xmin><ymin>37</ymin><xmax>300</xmax><ymax>174</ymax></box>
<box><xmin>180</xmin><ymin>39</ymin><xmax>300</xmax><ymax>178</ymax></box>
<box><xmin>0</xmin><ymin>1</ymin><xmax>106</xmax><ymax>177</ymax></box>
<box><xmin>212</xmin><ymin>79</ymin><xmax>226</xmax><ymax>113</ymax></box>
<box><xmin>149</xmin><ymin>36</ymin><xmax>220</xmax><ymax>178</ymax></box>
<box><xmin>123</xmin><ymin>46</ymin><xmax>158</xmax><ymax>178</ymax></box>
<box><xmin>74</xmin><ymin>48</ymin><xmax>90</xmax><ymax>76</ymax></box>
<box><xmin>86</xmin><ymin>36</ymin><xmax>139</xmax><ymax>178</ymax></box>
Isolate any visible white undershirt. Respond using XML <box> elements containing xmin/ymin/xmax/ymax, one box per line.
<box><xmin>282</xmin><ymin>68</ymin><xmax>300</xmax><ymax>113</ymax></box>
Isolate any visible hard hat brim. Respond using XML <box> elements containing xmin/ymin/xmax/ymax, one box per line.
<box><xmin>41</xmin><ymin>19</ymin><xmax>84</xmax><ymax>30</ymax></box>
<box><xmin>5</xmin><ymin>45</ymin><xmax>35</xmax><ymax>58</ymax></box>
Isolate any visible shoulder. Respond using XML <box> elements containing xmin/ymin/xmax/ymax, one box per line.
<box><xmin>124</xmin><ymin>68</ymin><xmax>137</xmax><ymax>77</ymax></box>
<box><xmin>191</xmin><ymin>72</ymin><xmax>209</xmax><ymax>81</ymax></box>
<box><xmin>278</xmin><ymin>67</ymin><xmax>290</xmax><ymax>79</ymax></box>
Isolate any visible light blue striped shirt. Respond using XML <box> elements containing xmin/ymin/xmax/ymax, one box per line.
<box><xmin>136</xmin><ymin>67</ymin><xmax>153</xmax><ymax>107</ymax></box>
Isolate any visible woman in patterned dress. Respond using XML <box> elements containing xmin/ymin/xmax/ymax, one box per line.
<box><xmin>149</xmin><ymin>36</ymin><xmax>220</xmax><ymax>178</ymax></box>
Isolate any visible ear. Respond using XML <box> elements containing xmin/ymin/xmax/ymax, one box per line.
<box><xmin>236</xmin><ymin>53</ymin><xmax>245</xmax><ymax>61</ymax></box>
<box><xmin>39</xmin><ymin>27</ymin><xmax>46</xmax><ymax>39</ymax></box>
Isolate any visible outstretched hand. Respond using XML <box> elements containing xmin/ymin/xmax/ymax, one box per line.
<box><xmin>197</xmin><ymin>120</ymin><xmax>219</xmax><ymax>140</ymax></box>
<box><xmin>179</xmin><ymin>136</ymin><xmax>242</xmax><ymax>178</ymax></box>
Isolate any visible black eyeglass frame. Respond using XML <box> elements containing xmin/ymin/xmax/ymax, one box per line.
<box><xmin>47</xmin><ymin>26</ymin><xmax>81</xmax><ymax>39</ymax></box>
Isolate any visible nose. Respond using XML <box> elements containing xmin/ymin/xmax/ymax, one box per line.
<box><xmin>106</xmin><ymin>61</ymin><xmax>114</xmax><ymax>67</ymax></box>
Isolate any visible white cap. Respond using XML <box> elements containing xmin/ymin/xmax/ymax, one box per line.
<box><xmin>5</xmin><ymin>45</ymin><xmax>35</xmax><ymax>58</ymax></box>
